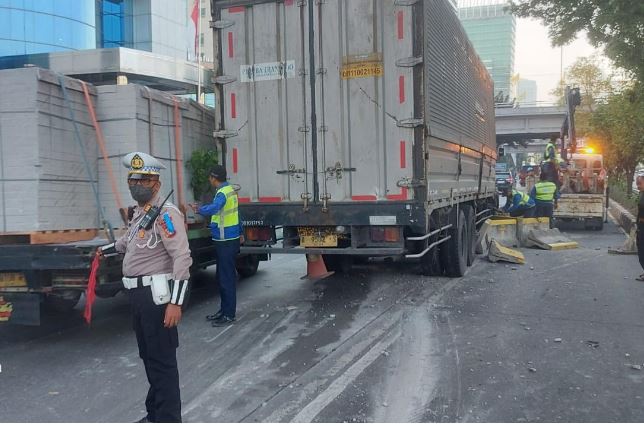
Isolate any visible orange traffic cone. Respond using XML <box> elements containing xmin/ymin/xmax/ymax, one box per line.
<box><xmin>300</xmin><ymin>254</ymin><xmax>334</xmax><ymax>280</ymax></box>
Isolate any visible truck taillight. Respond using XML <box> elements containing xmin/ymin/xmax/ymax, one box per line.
<box><xmin>370</xmin><ymin>226</ymin><xmax>401</xmax><ymax>242</ymax></box>
<box><xmin>384</xmin><ymin>227</ymin><xmax>400</xmax><ymax>242</ymax></box>
<box><xmin>245</xmin><ymin>226</ymin><xmax>272</xmax><ymax>241</ymax></box>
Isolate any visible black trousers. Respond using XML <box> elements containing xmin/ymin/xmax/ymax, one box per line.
<box><xmin>510</xmin><ymin>205</ymin><xmax>536</xmax><ymax>218</ymax></box>
<box><xmin>638</xmin><ymin>224</ymin><xmax>644</xmax><ymax>271</ymax></box>
<box><xmin>535</xmin><ymin>202</ymin><xmax>554</xmax><ymax>218</ymax></box>
<box><xmin>129</xmin><ymin>286</ymin><xmax>181</xmax><ymax>423</ymax></box>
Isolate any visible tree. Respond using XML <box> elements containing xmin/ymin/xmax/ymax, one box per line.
<box><xmin>550</xmin><ymin>57</ymin><xmax>613</xmax><ymax>111</ymax></box>
<box><xmin>509</xmin><ymin>0</ymin><xmax>644</xmax><ymax>81</ymax></box>
<box><xmin>589</xmin><ymin>83</ymin><xmax>644</xmax><ymax>195</ymax></box>
<box><xmin>551</xmin><ymin>57</ymin><xmax>613</xmax><ymax>136</ymax></box>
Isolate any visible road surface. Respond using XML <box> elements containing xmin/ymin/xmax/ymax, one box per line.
<box><xmin>1</xmin><ymin>220</ymin><xmax>644</xmax><ymax>422</ymax></box>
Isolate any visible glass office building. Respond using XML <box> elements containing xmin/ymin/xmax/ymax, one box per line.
<box><xmin>458</xmin><ymin>0</ymin><xmax>516</xmax><ymax>100</ymax></box>
<box><xmin>0</xmin><ymin>0</ymin><xmax>96</xmax><ymax>57</ymax></box>
<box><xmin>1</xmin><ymin>0</ymin><xmax>188</xmax><ymax>59</ymax></box>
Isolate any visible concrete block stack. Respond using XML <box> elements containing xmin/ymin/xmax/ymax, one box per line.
<box><xmin>95</xmin><ymin>85</ymin><xmax>217</xmax><ymax>227</ymax></box>
<box><xmin>0</xmin><ymin>68</ymin><xmax>99</xmax><ymax>233</ymax></box>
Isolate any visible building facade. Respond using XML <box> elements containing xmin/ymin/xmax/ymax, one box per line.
<box><xmin>0</xmin><ymin>0</ymin><xmax>96</xmax><ymax>57</ymax></box>
<box><xmin>1</xmin><ymin>0</ymin><xmax>191</xmax><ymax>60</ymax></box>
<box><xmin>517</xmin><ymin>78</ymin><xmax>538</xmax><ymax>105</ymax></box>
<box><xmin>458</xmin><ymin>0</ymin><xmax>516</xmax><ymax>101</ymax></box>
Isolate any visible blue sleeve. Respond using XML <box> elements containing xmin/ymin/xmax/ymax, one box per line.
<box><xmin>507</xmin><ymin>194</ymin><xmax>521</xmax><ymax>213</ymax></box>
<box><xmin>198</xmin><ymin>192</ymin><xmax>227</xmax><ymax>216</ymax></box>
<box><xmin>529</xmin><ymin>187</ymin><xmax>536</xmax><ymax>200</ymax></box>
<box><xmin>554</xmin><ymin>187</ymin><xmax>561</xmax><ymax>200</ymax></box>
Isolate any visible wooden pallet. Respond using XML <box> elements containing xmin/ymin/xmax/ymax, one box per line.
<box><xmin>0</xmin><ymin>229</ymin><xmax>98</xmax><ymax>245</ymax></box>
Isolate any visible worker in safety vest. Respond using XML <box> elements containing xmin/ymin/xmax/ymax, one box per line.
<box><xmin>530</xmin><ymin>171</ymin><xmax>561</xmax><ymax>226</ymax></box>
<box><xmin>503</xmin><ymin>187</ymin><xmax>536</xmax><ymax>218</ymax></box>
<box><xmin>542</xmin><ymin>136</ymin><xmax>562</xmax><ymax>188</ymax></box>
<box><xmin>193</xmin><ymin>165</ymin><xmax>243</xmax><ymax>327</ymax></box>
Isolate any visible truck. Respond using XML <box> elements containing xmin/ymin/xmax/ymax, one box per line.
<box><xmin>0</xmin><ymin>227</ymin><xmax>263</xmax><ymax>326</ymax></box>
<box><xmin>0</xmin><ymin>70</ymin><xmax>265</xmax><ymax>326</ymax></box>
<box><xmin>211</xmin><ymin>0</ymin><xmax>497</xmax><ymax>276</ymax></box>
<box><xmin>554</xmin><ymin>152</ymin><xmax>608</xmax><ymax>230</ymax></box>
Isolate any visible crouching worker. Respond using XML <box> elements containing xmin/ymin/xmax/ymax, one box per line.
<box><xmin>504</xmin><ymin>187</ymin><xmax>536</xmax><ymax>218</ymax></box>
<box><xmin>100</xmin><ymin>152</ymin><xmax>192</xmax><ymax>423</ymax></box>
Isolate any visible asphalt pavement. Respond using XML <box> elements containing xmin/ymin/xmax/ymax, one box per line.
<box><xmin>1</xmin><ymin>219</ymin><xmax>644</xmax><ymax>422</ymax></box>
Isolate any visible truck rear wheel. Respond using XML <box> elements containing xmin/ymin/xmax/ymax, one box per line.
<box><xmin>420</xmin><ymin>246</ymin><xmax>443</xmax><ymax>276</ymax></box>
<box><xmin>236</xmin><ymin>255</ymin><xmax>260</xmax><ymax>278</ymax></box>
<box><xmin>444</xmin><ymin>209</ymin><xmax>468</xmax><ymax>278</ymax></box>
<box><xmin>44</xmin><ymin>290</ymin><xmax>82</xmax><ymax>313</ymax></box>
<box><xmin>464</xmin><ymin>205</ymin><xmax>476</xmax><ymax>266</ymax></box>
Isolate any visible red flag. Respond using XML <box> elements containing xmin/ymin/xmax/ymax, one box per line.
<box><xmin>190</xmin><ymin>0</ymin><xmax>199</xmax><ymax>59</ymax></box>
<box><xmin>83</xmin><ymin>252</ymin><xmax>101</xmax><ymax>325</ymax></box>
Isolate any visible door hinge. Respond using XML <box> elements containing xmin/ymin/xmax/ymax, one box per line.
<box><xmin>213</xmin><ymin>75</ymin><xmax>237</xmax><ymax>85</ymax></box>
<box><xmin>212</xmin><ymin>20</ymin><xmax>234</xmax><ymax>29</ymax></box>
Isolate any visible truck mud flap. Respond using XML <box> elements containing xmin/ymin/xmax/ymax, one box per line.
<box><xmin>0</xmin><ymin>293</ymin><xmax>41</xmax><ymax>326</ymax></box>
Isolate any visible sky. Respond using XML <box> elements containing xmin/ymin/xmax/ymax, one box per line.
<box><xmin>514</xmin><ymin>17</ymin><xmax>605</xmax><ymax>103</ymax></box>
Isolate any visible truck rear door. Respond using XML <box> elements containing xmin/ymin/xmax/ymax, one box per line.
<box><xmin>219</xmin><ymin>2</ymin><xmax>313</xmax><ymax>203</ymax></box>
<box><xmin>217</xmin><ymin>0</ymin><xmax>416</xmax><ymax>205</ymax></box>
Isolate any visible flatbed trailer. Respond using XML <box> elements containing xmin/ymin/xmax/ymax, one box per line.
<box><xmin>0</xmin><ymin>227</ymin><xmax>266</xmax><ymax>326</ymax></box>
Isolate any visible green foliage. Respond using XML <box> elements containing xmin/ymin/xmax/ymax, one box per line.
<box><xmin>509</xmin><ymin>0</ymin><xmax>644</xmax><ymax>81</ymax></box>
<box><xmin>589</xmin><ymin>82</ymin><xmax>644</xmax><ymax>195</ymax></box>
<box><xmin>186</xmin><ymin>149</ymin><xmax>219</xmax><ymax>201</ymax></box>
<box><xmin>608</xmin><ymin>177</ymin><xmax>638</xmax><ymax>216</ymax></box>
<box><xmin>550</xmin><ymin>57</ymin><xmax>613</xmax><ymax>112</ymax></box>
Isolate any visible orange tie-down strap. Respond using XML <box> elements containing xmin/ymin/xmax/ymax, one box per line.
<box><xmin>80</xmin><ymin>81</ymin><xmax>127</xmax><ymax>225</ymax></box>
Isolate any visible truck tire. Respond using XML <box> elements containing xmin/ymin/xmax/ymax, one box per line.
<box><xmin>464</xmin><ymin>205</ymin><xmax>476</xmax><ymax>267</ymax></box>
<box><xmin>322</xmin><ymin>254</ymin><xmax>352</xmax><ymax>274</ymax></box>
<box><xmin>444</xmin><ymin>209</ymin><xmax>468</xmax><ymax>278</ymax></box>
<box><xmin>44</xmin><ymin>290</ymin><xmax>82</xmax><ymax>313</ymax></box>
<box><xmin>236</xmin><ymin>255</ymin><xmax>260</xmax><ymax>278</ymax></box>
<box><xmin>420</xmin><ymin>246</ymin><xmax>443</xmax><ymax>276</ymax></box>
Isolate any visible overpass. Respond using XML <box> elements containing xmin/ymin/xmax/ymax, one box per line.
<box><xmin>495</xmin><ymin>106</ymin><xmax>567</xmax><ymax>144</ymax></box>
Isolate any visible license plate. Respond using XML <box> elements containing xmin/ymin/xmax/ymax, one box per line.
<box><xmin>300</xmin><ymin>234</ymin><xmax>338</xmax><ymax>248</ymax></box>
<box><xmin>0</xmin><ymin>273</ymin><xmax>27</xmax><ymax>288</ymax></box>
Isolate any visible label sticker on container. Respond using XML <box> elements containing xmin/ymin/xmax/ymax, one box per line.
<box><xmin>241</xmin><ymin>60</ymin><xmax>296</xmax><ymax>82</ymax></box>
<box><xmin>369</xmin><ymin>215</ymin><xmax>397</xmax><ymax>226</ymax></box>
<box><xmin>341</xmin><ymin>62</ymin><xmax>383</xmax><ymax>80</ymax></box>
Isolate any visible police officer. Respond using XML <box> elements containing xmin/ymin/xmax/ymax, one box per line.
<box><xmin>504</xmin><ymin>187</ymin><xmax>536</xmax><ymax>218</ymax></box>
<box><xmin>101</xmin><ymin>152</ymin><xmax>191</xmax><ymax>423</ymax></box>
<box><xmin>531</xmin><ymin>171</ymin><xmax>561</xmax><ymax>226</ymax></box>
<box><xmin>192</xmin><ymin>165</ymin><xmax>242</xmax><ymax>327</ymax></box>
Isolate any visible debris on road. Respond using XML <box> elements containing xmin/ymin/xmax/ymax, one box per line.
<box><xmin>554</xmin><ymin>338</ymin><xmax>563</xmax><ymax>343</ymax></box>
<box><xmin>585</xmin><ymin>340</ymin><xmax>600</xmax><ymax>348</ymax></box>
<box><xmin>488</xmin><ymin>240</ymin><xmax>526</xmax><ymax>264</ymax></box>
<box><xmin>528</xmin><ymin>367</ymin><xmax>537</xmax><ymax>373</ymax></box>
<box><xmin>526</xmin><ymin>229</ymin><xmax>579</xmax><ymax>251</ymax></box>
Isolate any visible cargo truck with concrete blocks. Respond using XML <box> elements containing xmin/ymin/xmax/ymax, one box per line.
<box><xmin>0</xmin><ymin>69</ymin><xmax>267</xmax><ymax>325</ymax></box>
<box><xmin>211</xmin><ymin>0</ymin><xmax>497</xmax><ymax>277</ymax></box>
<box><xmin>554</xmin><ymin>153</ymin><xmax>608</xmax><ymax>230</ymax></box>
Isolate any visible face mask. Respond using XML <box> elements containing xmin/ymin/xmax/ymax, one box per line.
<box><xmin>130</xmin><ymin>185</ymin><xmax>155</xmax><ymax>204</ymax></box>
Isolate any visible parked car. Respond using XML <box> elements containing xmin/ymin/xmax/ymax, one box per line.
<box><xmin>496</xmin><ymin>171</ymin><xmax>514</xmax><ymax>193</ymax></box>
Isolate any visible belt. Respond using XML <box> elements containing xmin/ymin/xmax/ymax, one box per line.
<box><xmin>122</xmin><ymin>274</ymin><xmax>171</xmax><ymax>290</ymax></box>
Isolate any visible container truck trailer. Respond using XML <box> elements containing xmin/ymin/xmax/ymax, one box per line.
<box><xmin>211</xmin><ymin>0</ymin><xmax>497</xmax><ymax>276</ymax></box>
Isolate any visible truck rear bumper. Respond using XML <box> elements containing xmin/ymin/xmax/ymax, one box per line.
<box><xmin>240</xmin><ymin>246</ymin><xmax>405</xmax><ymax>256</ymax></box>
